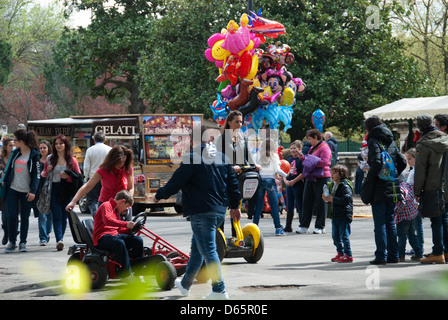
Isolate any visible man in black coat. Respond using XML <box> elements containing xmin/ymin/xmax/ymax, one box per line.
<box><xmin>362</xmin><ymin>116</ymin><xmax>407</xmax><ymax>265</ymax></box>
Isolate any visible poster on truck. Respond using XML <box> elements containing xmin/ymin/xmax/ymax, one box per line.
<box><xmin>142</xmin><ymin>115</ymin><xmax>201</xmax><ymax>165</ymax></box>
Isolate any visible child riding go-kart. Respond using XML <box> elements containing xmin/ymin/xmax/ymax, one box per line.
<box><xmin>67</xmin><ymin>210</ymin><xmax>177</xmax><ymax>290</ymax></box>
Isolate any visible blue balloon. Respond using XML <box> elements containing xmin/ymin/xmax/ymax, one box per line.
<box><xmin>209</xmin><ymin>93</ymin><xmax>228</xmax><ymax>120</ymax></box>
<box><xmin>278</xmin><ymin>104</ymin><xmax>294</xmax><ymax>131</ymax></box>
<box><xmin>312</xmin><ymin>109</ymin><xmax>325</xmax><ymax>132</ymax></box>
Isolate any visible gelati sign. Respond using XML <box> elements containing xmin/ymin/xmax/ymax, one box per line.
<box><xmin>92</xmin><ymin>117</ymin><xmax>138</xmax><ymax>137</ymax></box>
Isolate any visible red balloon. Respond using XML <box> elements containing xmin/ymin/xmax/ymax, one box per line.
<box><xmin>280</xmin><ymin>159</ymin><xmax>291</xmax><ymax>173</ymax></box>
<box><xmin>237</xmin><ymin>50</ymin><xmax>253</xmax><ymax>78</ymax></box>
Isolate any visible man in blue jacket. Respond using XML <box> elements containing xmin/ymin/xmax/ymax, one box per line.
<box><xmin>154</xmin><ymin>126</ymin><xmax>241</xmax><ymax>300</ymax></box>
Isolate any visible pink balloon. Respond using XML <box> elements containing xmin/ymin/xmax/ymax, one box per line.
<box><xmin>208</xmin><ymin>33</ymin><xmax>225</xmax><ymax>48</ymax></box>
<box><xmin>221</xmin><ymin>26</ymin><xmax>251</xmax><ymax>54</ymax></box>
<box><xmin>204</xmin><ymin>48</ymin><xmax>214</xmax><ymax>62</ymax></box>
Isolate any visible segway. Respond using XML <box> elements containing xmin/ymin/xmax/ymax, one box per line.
<box><xmin>216</xmin><ymin>166</ymin><xmax>264</xmax><ymax>263</ymax></box>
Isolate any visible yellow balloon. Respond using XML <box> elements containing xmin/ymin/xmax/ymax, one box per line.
<box><xmin>211</xmin><ymin>39</ymin><xmax>230</xmax><ymax>61</ymax></box>
<box><xmin>239</xmin><ymin>40</ymin><xmax>254</xmax><ymax>56</ymax></box>
<box><xmin>244</xmin><ymin>54</ymin><xmax>259</xmax><ymax>80</ymax></box>
<box><xmin>281</xmin><ymin>87</ymin><xmax>295</xmax><ymax>106</ymax></box>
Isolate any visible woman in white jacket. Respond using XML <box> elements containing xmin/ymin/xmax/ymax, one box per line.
<box><xmin>253</xmin><ymin>139</ymin><xmax>287</xmax><ymax>235</ymax></box>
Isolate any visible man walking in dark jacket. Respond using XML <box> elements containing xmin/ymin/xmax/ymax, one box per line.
<box><xmin>154</xmin><ymin>126</ymin><xmax>241</xmax><ymax>299</ymax></box>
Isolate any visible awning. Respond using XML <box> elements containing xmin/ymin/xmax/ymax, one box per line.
<box><xmin>27</xmin><ymin>118</ymin><xmax>94</xmax><ymax>137</ymax></box>
<box><xmin>27</xmin><ymin>118</ymin><xmax>94</xmax><ymax>125</ymax></box>
<box><xmin>364</xmin><ymin>96</ymin><xmax>448</xmax><ymax>120</ymax></box>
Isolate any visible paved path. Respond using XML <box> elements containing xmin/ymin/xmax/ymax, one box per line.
<box><xmin>0</xmin><ymin>200</ymin><xmax>447</xmax><ymax>304</ymax></box>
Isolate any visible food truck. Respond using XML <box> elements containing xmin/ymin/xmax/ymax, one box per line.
<box><xmin>27</xmin><ymin>114</ymin><xmax>219</xmax><ymax>214</ymax></box>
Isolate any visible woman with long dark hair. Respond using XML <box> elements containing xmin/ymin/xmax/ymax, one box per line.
<box><xmin>42</xmin><ymin>135</ymin><xmax>81</xmax><ymax>251</ymax></box>
<box><xmin>3</xmin><ymin>129</ymin><xmax>40</xmax><ymax>252</ymax></box>
<box><xmin>0</xmin><ymin>137</ymin><xmax>15</xmax><ymax>245</ymax></box>
<box><xmin>33</xmin><ymin>140</ymin><xmax>53</xmax><ymax>246</ymax></box>
<box><xmin>66</xmin><ymin>145</ymin><xmax>134</xmax><ymax>213</ymax></box>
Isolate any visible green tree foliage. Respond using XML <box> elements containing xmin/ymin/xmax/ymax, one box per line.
<box><xmin>0</xmin><ymin>40</ymin><xmax>12</xmax><ymax>85</ymax></box>
<box><xmin>138</xmin><ymin>0</ymin><xmax>433</xmax><ymax>138</ymax></box>
<box><xmin>52</xmin><ymin>0</ymin><xmax>168</xmax><ymax>114</ymax></box>
<box><xmin>260</xmin><ymin>0</ymin><xmax>434</xmax><ymax>138</ymax></box>
<box><xmin>51</xmin><ymin>0</ymin><xmax>433</xmax><ymax>138</ymax></box>
<box><xmin>0</xmin><ymin>0</ymin><xmax>65</xmax><ymax>70</ymax></box>
<box><xmin>138</xmin><ymin>0</ymin><xmax>246</xmax><ymax>114</ymax></box>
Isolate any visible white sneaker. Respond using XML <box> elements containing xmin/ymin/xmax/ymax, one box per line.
<box><xmin>202</xmin><ymin>291</ymin><xmax>229</xmax><ymax>300</ymax></box>
<box><xmin>313</xmin><ymin>228</ymin><xmax>326</xmax><ymax>234</ymax></box>
<box><xmin>56</xmin><ymin>240</ymin><xmax>64</xmax><ymax>251</ymax></box>
<box><xmin>175</xmin><ymin>279</ymin><xmax>190</xmax><ymax>296</ymax></box>
<box><xmin>296</xmin><ymin>227</ymin><xmax>308</xmax><ymax>234</ymax></box>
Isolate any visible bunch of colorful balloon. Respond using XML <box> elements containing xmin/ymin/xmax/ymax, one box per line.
<box><xmin>206</xmin><ymin>10</ymin><xmax>306</xmax><ymax>132</ymax></box>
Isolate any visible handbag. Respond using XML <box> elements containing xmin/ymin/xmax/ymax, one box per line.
<box><xmin>302</xmin><ymin>154</ymin><xmax>324</xmax><ymax>181</ymax></box>
<box><xmin>37</xmin><ymin>170</ymin><xmax>53</xmax><ymax>214</ymax></box>
<box><xmin>0</xmin><ymin>155</ymin><xmax>13</xmax><ymax>199</ymax></box>
<box><xmin>360</xmin><ymin>176</ymin><xmax>375</xmax><ymax>205</ymax></box>
<box><xmin>418</xmin><ymin>151</ymin><xmax>448</xmax><ymax>218</ymax></box>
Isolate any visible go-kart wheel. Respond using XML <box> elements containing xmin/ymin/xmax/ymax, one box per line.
<box><xmin>67</xmin><ymin>252</ymin><xmax>81</xmax><ymax>267</ymax></box>
<box><xmin>155</xmin><ymin>261</ymin><xmax>176</xmax><ymax>291</ymax></box>
<box><xmin>130</xmin><ymin>212</ymin><xmax>147</xmax><ymax>235</ymax></box>
<box><xmin>87</xmin><ymin>261</ymin><xmax>109</xmax><ymax>290</ymax></box>
<box><xmin>244</xmin><ymin>234</ymin><xmax>264</xmax><ymax>263</ymax></box>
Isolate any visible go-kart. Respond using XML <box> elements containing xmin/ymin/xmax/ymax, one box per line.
<box><xmin>67</xmin><ymin>210</ymin><xmax>177</xmax><ymax>290</ymax></box>
<box><xmin>216</xmin><ymin>166</ymin><xmax>264</xmax><ymax>263</ymax></box>
<box><xmin>133</xmin><ymin>212</ymin><xmax>190</xmax><ymax>277</ymax></box>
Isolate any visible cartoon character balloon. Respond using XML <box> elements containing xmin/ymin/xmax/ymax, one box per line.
<box><xmin>312</xmin><ymin>109</ymin><xmax>326</xmax><ymax>132</ymax></box>
<box><xmin>206</xmin><ymin>9</ymin><xmax>307</xmax><ymax>132</ymax></box>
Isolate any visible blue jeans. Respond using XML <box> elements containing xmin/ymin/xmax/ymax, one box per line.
<box><xmin>286</xmin><ymin>181</ymin><xmax>304</xmax><ymax>218</ymax></box>
<box><xmin>50</xmin><ymin>182</ymin><xmax>69</xmax><ymax>242</ymax></box>
<box><xmin>414</xmin><ymin>215</ymin><xmax>424</xmax><ymax>252</ymax></box>
<box><xmin>332</xmin><ymin>219</ymin><xmax>352</xmax><ymax>256</ymax></box>
<box><xmin>97</xmin><ymin>234</ymin><xmax>144</xmax><ymax>277</ymax></box>
<box><xmin>181</xmin><ymin>212</ymin><xmax>225</xmax><ymax>293</ymax></box>
<box><xmin>397</xmin><ymin>218</ymin><xmax>422</xmax><ymax>258</ymax></box>
<box><xmin>253</xmin><ymin>178</ymin><xmax>282</xmax><ymax>229</ymax></box>
<box><xmin>371</xmin><ymin>200</ymin><xmax>398</xmax><ymax>261</ymax></box>
<box><xmin>6</xmin><ymin>188</ymin><xmax>32</xmax><ymax>244</ymax></box>
<box><xmin>86</xmin><ymin>180</ymin><xmax>102</xmax><ymax>217</ymax></box>
<box><xmin>354</xmin><ymin>167</ymin><xmax>364</xmax><ymax>195</ymax></box>
<box><xmin>429</xmin><ymin>211</ymin><xmax>448</xmax><ymax>255</ymax></box>
<box><xmin>38</xmin><ymin>210</ymin><xmax>53</xmax><ymax>242</ymax></box>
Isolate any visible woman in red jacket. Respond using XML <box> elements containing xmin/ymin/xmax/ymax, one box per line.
<box><xmin>66</xmin><ymin>145</ymin><xmax>134</xmax><ymax>214</ymax></box>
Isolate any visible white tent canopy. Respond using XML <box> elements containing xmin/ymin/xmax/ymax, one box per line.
<box><xmin>363</xmin><ymin>96</ymin><xmax>448</xmax><ymax>121</ymax></box>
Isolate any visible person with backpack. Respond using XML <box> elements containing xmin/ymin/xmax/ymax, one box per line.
<box><xmin>362</xmin><ymin>116</ymin><xmax>407</xmax><ymax>265</ymax></box>
<box><xmin>322</xmin><ymin>164</ymin><xmax>353</xmax><ymax>263</ymax></box>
